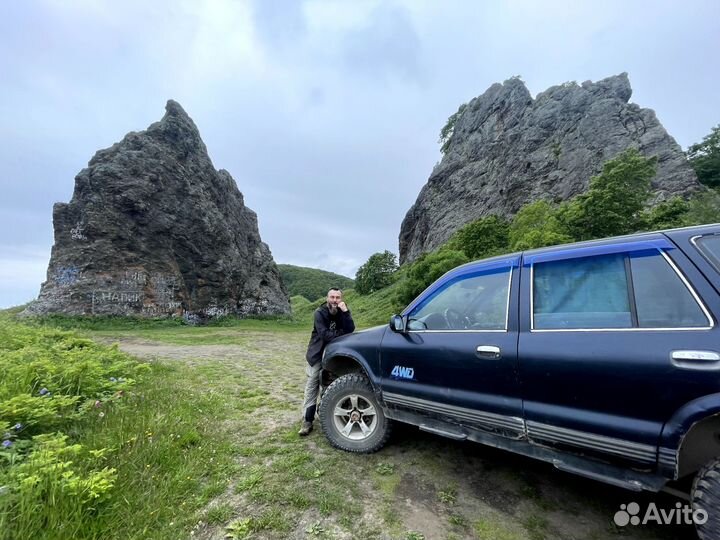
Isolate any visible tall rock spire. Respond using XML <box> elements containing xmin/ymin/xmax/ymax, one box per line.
<box><xmin>399</xmin><ymin>74</ymin><xmax>700</xmax><ymax>264</ymax></box>
<box><xmin>24</xmin><ymin>100</ymin><xmax>290</xmax><ymax>319</ymax></box>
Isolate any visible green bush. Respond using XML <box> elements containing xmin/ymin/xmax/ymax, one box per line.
<box><xmin>355</xmin><ymin>251</ymin><xmax>398</xmax><ymax>295</ymax></box>
<box><xmin>397</xmin><ymin>249</ymin><xmax>469</xmax><ymax>306</ymax></box>
<box><xmin>562</xmin><ymin>148</ymin><xmax>657</xmax><ymax>240</ymax></box>
<box><xmin>0</xmin><ymin>315</ymin><xmax>146</xmax><ymax>536</ymax></box>
<box><xmin>447</xmin><ymin>215</ymin><xmax>510</xmax><ymax>259</ymax></box>
<box><xmin>688</xmin><ymin>124</ymin><xmax>720</xmax><ymax>189</ymax></box>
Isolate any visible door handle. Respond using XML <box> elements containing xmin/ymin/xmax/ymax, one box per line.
<box><xmin>476</xmin><ymin>345</ymin><xmax>501</xmax><ymax>359</ymax></box>
<box><xmin>671</xmin><ymin>350</ymin><xmax>720</xmax><ymax>371</ymax></box>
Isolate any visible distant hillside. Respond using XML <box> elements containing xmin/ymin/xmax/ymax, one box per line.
<box><xmin>278</xmin><ymin>264</ymin><xmax>354</xmax><ymax>301</ymax></box>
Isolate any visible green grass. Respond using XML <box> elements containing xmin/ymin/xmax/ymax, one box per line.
<box><xmin>0</xmin><ymin>318</ymin><xmax>246</xmax><ymax>539</ymax></box>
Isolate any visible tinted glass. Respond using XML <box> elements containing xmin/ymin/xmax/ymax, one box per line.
<box><xmin>630</xmin><ymin>250</ymin><xmax>709</xmax><ymax>328</ymax></box>
<box><xmin>695</xmin><ymin>235</ymin><xmax>720</xmax><ymax>273</ymax></box>
<box><xmin>533</xmin><ymin>253</ymin><xmax>631</xmax><ymax>329</ymax></box>
<box><xmin>408</xmin><ymin>267</ymin><xmax>510</xmax><ymax>330</ymax></box>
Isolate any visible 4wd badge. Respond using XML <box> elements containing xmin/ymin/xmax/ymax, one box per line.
<box><xmin>391</xmin><ymin>365</ymin><xmax>415</xmax><ymax>380</ymax></box>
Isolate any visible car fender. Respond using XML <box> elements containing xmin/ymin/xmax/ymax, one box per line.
<box><xmin>658</xmin><ymin>393</ymin><xmax>720</xmax><ymax>477</ymax></box>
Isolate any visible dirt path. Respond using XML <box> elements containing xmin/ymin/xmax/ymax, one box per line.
<box><xmin>106</xmin><ymin>332</ymin><xmax>697</xmax><ymax>540</ymax></box>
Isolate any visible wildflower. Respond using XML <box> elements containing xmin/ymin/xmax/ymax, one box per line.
<box><xmin>98</xmin><ymin>412</ymin><xmax>105</xmax><ymax>418</ymax></box>
<box><xmin>38</xmin><ymin>387</ymin><xmax>49</xmax><ymax>396</ymax></box>
<box><xmin>109</xmin><ymin>377</ymin><xmax>117</xmax><ymax>382</ymax></box>
<box><xmin>2</xmin><ymin>441</ymin><xmax>12</xmax><ymax>449</ymax></box>
<box><xmin>94</xmin><ymin>400</ymin><xmax>102</xmax><ymax>408</ymax></box>
<box><xmin>13</xmin><ymin>423</ymin><xmax>22</xmax><ymax>431</ymax></box>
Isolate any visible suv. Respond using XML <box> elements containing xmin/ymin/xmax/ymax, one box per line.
<box><xmin>318</xmin><ymin>224</ymin><xmax>720</xmax><ymax>539</ymax></box>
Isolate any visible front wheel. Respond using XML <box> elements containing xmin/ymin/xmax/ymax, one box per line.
<box><xmin>692</xmin><ymin>457</ymin><xmax>720</xmax><ymax>540</ymax></box>
<box><xmin>319</xmin><ymin>373</ymin><xmax>392</xmax><ymax>453</ymax></box>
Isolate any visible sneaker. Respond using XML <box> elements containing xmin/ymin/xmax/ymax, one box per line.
<box><xmin>298</xmin><ymin>421</ymin><xmax>313</xmax><ymax>436</ymax></box>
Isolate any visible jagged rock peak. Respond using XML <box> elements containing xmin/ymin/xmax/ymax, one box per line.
<box><xmin>23</xmin><ymin>101</ymin><xmax>290</xmax><ymax>320</ymax></box>
<box><xmin>399</xmin><ymin>73</ymin><xmax>700</xmax><ymax>264</ymax></box>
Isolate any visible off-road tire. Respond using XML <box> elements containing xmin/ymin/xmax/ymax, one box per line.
<box><xmin>319</xmin><ymin>373</ymin><xmax>392</xmax><ymax>453</ymax></box>
<box><xmin>692</xmin><ymin>457</ymin><xmax>720</xmax><ymax>540</ymax></box>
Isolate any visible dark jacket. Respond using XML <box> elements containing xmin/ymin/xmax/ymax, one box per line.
<box><xmin>305</xmin><ymin>303</ymin><xmax>355</xmax><ymax>366</ymax></box>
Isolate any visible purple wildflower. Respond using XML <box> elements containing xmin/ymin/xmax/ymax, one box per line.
<box><xmin>1</xmin><ymin>441</ymin><xmax>11</xmax><ymax>449</ymax></box>
<box><xmin>13</xmin><ymin>423</ymin><xmax>22</xmax><ymax>431</ymax></box>
<box><xmin>38</xmin><ymin>387</ymin><xmax>49</xmax><ymax>396</ymax></box>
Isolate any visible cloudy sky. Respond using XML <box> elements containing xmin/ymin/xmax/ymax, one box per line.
<box><xmin>1</xmin><ymin>0</ymin><xmax>719</xmax><ymax>308</ymax></box>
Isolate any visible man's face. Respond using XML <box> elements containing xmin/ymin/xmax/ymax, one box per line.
<box><xmin>327</xmin><ymin>290</ymin><xmax>342</xmax><ymax>311</ymax></box>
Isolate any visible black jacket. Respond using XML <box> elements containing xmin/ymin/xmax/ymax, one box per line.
<box><xmin>305</xmin><ymin>303</ymin><xmax>355</xmax><ymax>366</ymax></box>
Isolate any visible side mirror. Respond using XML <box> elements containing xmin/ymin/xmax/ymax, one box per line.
<box><xmin>389</xmin><ymin>314</ymin><xmax>406</xmax><ymax>333</ymax></box>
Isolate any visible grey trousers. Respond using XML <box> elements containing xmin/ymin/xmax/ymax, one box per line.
<box><xmin>302</xmin><ymin>362</ymin><xmax>322</xmax><ymax>422</ymax></box>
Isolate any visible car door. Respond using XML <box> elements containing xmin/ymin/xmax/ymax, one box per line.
<box><xmin>379</xmin><ymin>257</ymin><xmax>524</xmax><ymax>438</ymax></box>
<box><xmin>518</xmin><ymin>236</ymin><xmax>720</xmax><ymax>466</ymax></box>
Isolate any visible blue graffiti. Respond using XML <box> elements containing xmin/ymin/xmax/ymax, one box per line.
<box><xmin>55</xmin><ymin>266</ymin><xmax>80</xmax><ymax>286</ymax></box>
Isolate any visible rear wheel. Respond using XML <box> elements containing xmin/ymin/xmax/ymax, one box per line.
<box><xmin>319</xmin><ymin>373</ymin><xmax>391</xmax><ymax>453</ymax></box>
<box><xmin>692</xmin><ymin>457</ymin><xmax>720</xmax><ymax>540</ymax></box>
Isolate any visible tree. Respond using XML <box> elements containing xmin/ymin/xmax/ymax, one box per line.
<box><xmin>688</xmin><ymin>125</ymin><xmax>720</xmax><ymax>188</ymax></box>
<box><xmin>439</xmin><ymin>102</ymin><xmax>467</xmax><ymax>154</ymax></box>
<box><xmin>354</xmin><ymin>251</ymin><xmax>398</xmax><ymax>295</ymax></box>
<box><xmin>447</xmin><ymin>215</ymin><xmax>510</xmax><ymax>259</ymax></box>
<box><xmin>640</xmin><ymin>197</ymin><xmax>690</xmax><ymax>230</ymax></box>
<box><xmin>509</xmin><ymin>200</ymin><xmax>573</xmax><ymax>250</ymax></box>
<box><xmin>562</xmin><ymin>148</ymin><xmax>657</xmax><ymax>240</ymax></box>
<box><xmin>684</xmin><ymin>190</ymin><xmax>720</xmax><ymax>226</ymax></box>
<box><xmin>397</xmin><ymin>248</ymin><xmax>469</xmax><ymax>306</ymax></box>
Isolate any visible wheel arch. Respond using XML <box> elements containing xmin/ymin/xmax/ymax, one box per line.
<box><xmin>658</xmin><ymin>394</ymin><xmax>720</xmax><ymax>479</ymax></box>
<box><xmin>677</xmin><ymin>412</ymin><xmax>720</xmax><ymax>479</ymax></box>
<box><xmin>321</xmin><ymin>353</ymin><xmax>376</xmax><ymax>389</ymax></box>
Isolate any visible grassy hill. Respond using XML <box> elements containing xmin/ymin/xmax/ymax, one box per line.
<box><xmin>291</xmin><ymin>278</ymin><xmax>405</xmax><ymax>329</ymax></box>
<box><xmin>278</xmin><ymin>264</ymin><xmax>354</xmax><ymax>301</ymax></box>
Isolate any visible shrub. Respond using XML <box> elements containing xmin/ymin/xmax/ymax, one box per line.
<box><xmin>448</xmin><ymin>215</ymin><xmax>510</xmax><ymax>259</ymax></box>
<box><xmin>397</xmin><ymin>249</ymin><xmax>469</xmax><ymax>306</ymax></box>
<box><xmin>355</xmin><ymin>251</ymin><xmax>398</xmax><ymax>295</ymax></box>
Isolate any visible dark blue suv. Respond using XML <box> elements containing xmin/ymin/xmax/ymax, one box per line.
<box><xmin>318</xmin><ymin>224</ymin><xmax>720</xmax><ymax>539</ymax></box>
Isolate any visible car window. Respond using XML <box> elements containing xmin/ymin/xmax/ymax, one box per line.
<box><xmin>533</xmin><ymin>253</ymin><xmax>632</xmax><ymax>329</ymax></box>
<box><xmin>630</xmin><ymin>250</ymin><xmax>709</xmax><ymax>328</ymax></box>
<box><xmin>694</xmin><ymin>234</ymin><xmax>720</xmax><ymax>273</ymax></box>
<box><xmin>532</xmin><ymin>248</ymin><xmax>710</xmax><ymax>330</ymax></box>
<box><xmin>408</xmin><ymin>267</ymin><xmax>511</xmax><ymax>331</ymax></box>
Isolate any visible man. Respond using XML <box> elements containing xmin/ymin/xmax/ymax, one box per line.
<box><xmin>299</xmin><ymin>287</ymin><xmax>355</xmax><ymax>436</ymax></box>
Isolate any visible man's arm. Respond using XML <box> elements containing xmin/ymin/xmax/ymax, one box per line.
<box><xmin>341</xmin><ymin>309</ymin><xmax>355</xmax><ymax>334</ymax></box>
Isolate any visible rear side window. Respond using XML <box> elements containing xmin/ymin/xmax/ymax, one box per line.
<box><xmin>630</xmin><ymin>251</ymin><xmax>709</xmax><ymax>328</ymax></box>
<box><xmin>533</xmin><ymin>253</ymin><xmax>631</xmax><ymax>329</ymax></box>
<box><xmin>694</xmin><ymin>234</ymin><xmax>720</xmax><ymax>273</ymax></box>
<box><xmin>533</xmin><ymin>249</ymin><xmax>710</xmax><ymax>330</ymax></box>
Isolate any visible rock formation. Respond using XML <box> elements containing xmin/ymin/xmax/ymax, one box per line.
<box><xmin>399</xmin><ymin>73</ymin><xmax>701</xmax><ymax>263</ymax></box>
<box><xmin>23</xmin><ymin>100</ymin><xmax>290</xmax><ymax>319</ymax></box>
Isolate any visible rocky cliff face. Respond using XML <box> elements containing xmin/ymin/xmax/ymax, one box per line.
<box><xmin>399</xmin><ymin>73</ymin><xmax>701</xmax><ymax>263</ymax></box>
<box><xmin>24</xmin><ymin>100</ymin><xmax>290</xmax><ymax>319</ymax></box>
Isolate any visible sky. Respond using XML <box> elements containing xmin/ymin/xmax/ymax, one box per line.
<box><xmin>1</xmin><ymin>0</ymin><xmax>719</xmax><ymax>308</ymax></box>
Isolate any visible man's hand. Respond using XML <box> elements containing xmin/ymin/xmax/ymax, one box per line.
<box><xmin>337</xmin><ymin>301</ymin><xmax>348</xmax><ymax>312</ymax></box>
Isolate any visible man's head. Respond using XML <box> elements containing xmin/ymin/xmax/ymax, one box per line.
<box><xmin>327</xmin><ymin>288</ymin><xmax>342</xmax><ymax>314</ymax></box>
